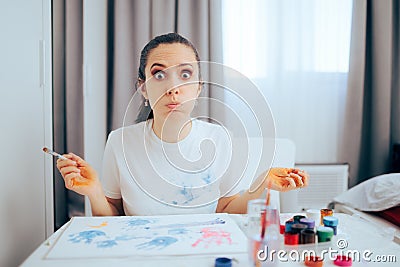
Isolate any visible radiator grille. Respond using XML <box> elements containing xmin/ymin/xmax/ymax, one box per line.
<box><xmin>295</xmin><ymin>164</ymin><xmax>349</xmax><ymax>211</ymax></box>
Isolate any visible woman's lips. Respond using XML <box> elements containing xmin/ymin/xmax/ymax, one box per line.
<box><xmin>167</xmin><ymin>103</ymin><xmax>180</xmax><ymax>109</ymax></box>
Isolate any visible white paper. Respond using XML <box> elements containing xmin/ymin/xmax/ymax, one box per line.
<box><xmin>45</xmin><ymin>213</ymin><xmax>247</xmax><ymax>259</ymax></box>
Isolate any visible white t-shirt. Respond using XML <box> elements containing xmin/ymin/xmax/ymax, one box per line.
<box><xmin>102</xmin><ymin>119</ymin><xmax>242</xmax><ymax>215</ymax></box>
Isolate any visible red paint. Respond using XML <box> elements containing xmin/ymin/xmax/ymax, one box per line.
<box><xmin>192</xmin><ymin>227</ymin><xmax>233</xmax><ymax>248</ymax></box>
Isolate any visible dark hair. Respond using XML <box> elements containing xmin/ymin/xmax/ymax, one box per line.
<box><xmin>135</xmin><ymin>32</ymin><xmax>202</xmax><ymax>123</ymax></box>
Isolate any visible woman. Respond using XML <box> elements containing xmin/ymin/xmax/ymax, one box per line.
<box><xmin>57</xmin><ymin>33</ymin><xmax>309</xmax><ymax>216</ymax></box>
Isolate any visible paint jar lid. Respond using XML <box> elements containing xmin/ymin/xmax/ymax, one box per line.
<box><xmin>304</xmin><ymin>256</ymin><xmax>324</xmax><ymax>267</ymax></box>
<box><xmin>300</xmin><ymin>218</ymin><xmax>316</xmax><ymax>228</ymax></box>
<box><xmin>285</xmin><ymin>220</ymin><xmax>295</xmax><ymax>232</ymax></box>
<box><xmin>333</xmin><ymin>255</ymin><xmax>352</xmax><ymax>266</ymax></box>
<box><xmin>293</xmin><ymin>215</ymin><xmax>306</xmax><ymax>222</ymax></box>
<box><xmin>291</xmin><ymin>223</ymin><xmax>308</xmax><ymax>233</ymax></box>
<box><xmin>323</xmin><ymin>216</ymin><xmax>338</xmax><ymax>226</ymax></box>
<box><xmin>215</xmin><ymin>257</ymin><xmax>232</xmax><ymax>267</ymax></box>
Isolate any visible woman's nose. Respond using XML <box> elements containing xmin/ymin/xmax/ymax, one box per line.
<box><xmin>167</xmin><ymin>87</ymin><xmax>180</xmax><ymax>95</ymax></box>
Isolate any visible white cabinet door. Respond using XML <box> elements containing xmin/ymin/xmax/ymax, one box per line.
<box><xmin>0</xmin><ymin>0</ymin><xmax>53</xmax><ymax>266</ymax></box>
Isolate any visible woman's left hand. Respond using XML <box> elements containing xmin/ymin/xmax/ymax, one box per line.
<box><xmin>265</xmin><ymin>167</ymin><xmax>309</xmax><ymax>192</ymax></box>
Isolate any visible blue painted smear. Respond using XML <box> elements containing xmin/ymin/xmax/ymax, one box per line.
<box><xmin>127</xmin><ymin>219</ymin><xmax>151</xmax><ymax>227</ymax></box>
<box><xmin>202</xmin><ymin>173</ymin><xmax>212</xmax><ymax>184</ymax></box>
<box><xmin>168</xmin><ymin>228</ymin><xmax>189</xmax><ymax>235</ymax></box>
<box><xmin>69</xmin><ymin>230</ymin><xmax>106</xmax><ymax>244</ymax></box>
<box><xmin>180</xmin><ymin>186</ymin><xmax>195</xmax><ymax>203</ymax></box>
<box><xmin>136</xmin><ymin>236</ymin><xmax>178</xmax><ymax>250</ymax></box>
<box><xmin>171</xmin><ymin>201</ymin><xmax>178</xmax><ymax>205</ymax></box>
<box><xmin>96</xmin><ymin>239</ymin><xmax>118</xmax><ymax>248</ymax></box>
<box><xmin>115</xmin><ymin>235</ymin><xmax>139</xmax><ymax>241</ymax></box>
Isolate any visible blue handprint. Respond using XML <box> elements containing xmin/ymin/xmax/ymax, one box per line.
<box><xmin>69</xmin><ymin>230</ymin><xmax>106</xmax><ymax>244</ymax></box>
<box><xmin>136</xmin><ymin>236</ymin><xmax>178</xmax><ymax>250</ymax></box>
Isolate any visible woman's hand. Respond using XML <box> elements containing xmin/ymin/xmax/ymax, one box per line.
<box><xmin>56</xmin><ymin>153</ymin><xmax>101</xmax><ymax>197</ymax></box>
<box><xmin>266</xmin><ymin>167</ymin><xmax>309</xmax><ymax>192</ymax></box>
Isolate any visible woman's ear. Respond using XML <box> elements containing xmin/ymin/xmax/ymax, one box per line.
<box><xmin>137</xmin><ymin>79</ymin><xmax>148</xmax><ymax>99</ymax></box>
<box><xmin>197</xmin><ymin>81</ymin><xmax>203</xmax><ymax>97</ymax></box>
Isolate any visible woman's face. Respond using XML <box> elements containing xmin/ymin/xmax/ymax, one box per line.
<box><xmin>141</xmin><ymin>43</ymin><xmax>201</xmax><ymax>122</ymax></box>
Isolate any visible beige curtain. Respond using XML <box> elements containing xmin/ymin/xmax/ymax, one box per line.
<box><xmin>53</xmin><ymin>0</ymin><xmax>223</xmax><ymax>228</ymax></box>
<box><xmin>108</xmin><ymin>0</ymin><xmax>223</xmax><ymax>131</ymax></box>
<box><xmin>339</xmin><ymin>0</ymin><xmax>400</xmax><ymax>186</ymax></box>
<box><xmin>53</xmin><ymin>0</ymin><xmax>85</xmax><ymax>230</ymax></box>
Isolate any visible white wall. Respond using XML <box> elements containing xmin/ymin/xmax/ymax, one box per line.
<box><xmin>83</xmin><ymin>0</ymin><xmax>108</xmax><ymax>215</ymax></box>
<box><xmin>0</xmin><ymin>0</ymin><xmax>53</xmax><ymax>266</ymax></box>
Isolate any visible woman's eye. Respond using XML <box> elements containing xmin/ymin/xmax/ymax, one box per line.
<box><xmin>181</xmin><ymin>70</ymin><xmax>192</xmax><ymax>79</ymax></box>
<box><xmin>154</xmin><ymin>71</ymin><xmax>166</xmax><ymax>80</ymax></box>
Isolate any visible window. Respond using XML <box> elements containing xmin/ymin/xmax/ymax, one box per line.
<box><xmin>222</xmin><ymin>0</ymin><xmax>353</xmax><ymax>163</ymax></box>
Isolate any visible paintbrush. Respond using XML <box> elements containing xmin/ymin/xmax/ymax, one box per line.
<box><xmin>260</xmin><ymin>180</ymin><xmax>272</xmax><ymax>239</ymax></box>
<box><xmin>42</xmin><ymin>147</ymin><xmax>68</xmax><ymax>160</ymax></box>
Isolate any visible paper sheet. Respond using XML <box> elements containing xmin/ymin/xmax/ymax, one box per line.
<box><xmin>45</xmin><ymin>213</ymin><xmax>247</xmax><ymax>259</ymax></box>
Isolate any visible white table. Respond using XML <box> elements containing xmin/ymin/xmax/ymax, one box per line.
<box><xmin>21</xmin><ymin>213</ymin><xmax>399</xmax><ymax>266</ymax></box>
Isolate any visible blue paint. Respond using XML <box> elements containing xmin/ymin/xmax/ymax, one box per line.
<box><xmin>115</xmin><ymin>235</ymin><xmax>140</xmax><ymax>241</ymax></box>
<box><xmin>202</xmin><ymin>173</ymin><xmax>212</xmax><ymax>184</ymax></box>
<box><xmin>171</xmin><ymin>201</ymin><xmax>178</xmax><ymax>205</ymax></box>
<box><xmin>168</xmin><ymin>228</ymin><xmax>189</xmax><ymax>235</ymax></box>
<box><xmin>136</xmin><ymin>236</ymin><xmax>178</xmax><ymax>250</ymax></box>
<box><xmin>96</xmin><ymin>240</ymin><xmax>118</xmax><ymax>248</ymax></box>
<box><xmin>69</xmin><ymin>230</ymin><xmax>106</xmax><ymax>244</ymax></box>
<box><xmin>180</xmin><ymin>186</ymin><xmax>195</xmax><ymax>203</ymax></box>
<box><xmin>127</xmin><ymin>219</ymin><xmax>151</xmax><ymax>227</ymax></box>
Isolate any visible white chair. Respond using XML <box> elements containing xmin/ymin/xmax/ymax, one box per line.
<box><xmin>232</xmin><ymin>138</ymin><xmax>297</xmax><ymax>212</ymax></box>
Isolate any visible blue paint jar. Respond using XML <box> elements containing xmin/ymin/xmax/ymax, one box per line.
<box><xmin>285</xmin><ymin>221</ymin><xmax>295</xmax><ymax>233</ymax></box>
<box><xmin>323</xmin><ymin>216</ymin><xmax>338</xmax><ymax>235</ymax></box>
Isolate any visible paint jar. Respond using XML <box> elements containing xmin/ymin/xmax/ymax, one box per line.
<box><xmin>284</xmin><ymin>232</ymin><xmax>299</xmax><ymax>245</ymax></box>
<box><xmin>285</xmin><ymin>220</ymin><xmax>295</xmax><ymax>233</ymax></box>
<box><xmin>300</xmin><ymin>229</ymin><xmax>316</xmax><ymax>244</ymax></box>
<box><xmin>280</xmin><ymin>224</ymin><xmax>285</xmax><ymax>234</ymax></box>
<box><xmin>290</xmin><ymin>223</ymin><xmax>308</xmax><ymax>234</ymax></box>
<box><xmin>246</xmin><ymin>199</ymin><xmax>280</xmax><ymax>238</ymax></box>
<box><xmin>333</xmin><ymin>255</ymin><xmax>352</xmax><ymax>266</ymax></box>
<box><xmin>317</xmin><ymin>226</ymin><xmax>334</xmax><ymax>242</ymax></box>
<box><xmin>215</xmin><ymin>257</ymin><xmax>232</xmax><ymax>267</ymax></box>
<box><xmin>320</xmin><ymin>209</ymin><xmax>333</xmax><ymax>225</ymax></box>
<box><xmin>293</xmin><ymin>215</ymin><xmax>306</xmax><ymax>223</ymax></box>
<box><xmin>304</xmin><ymin>256</ymin><xmax>324</xmax><ymax>267</ymax></box>
<box><xmin>323</xmin><ymin>216</ymin><xmax>338</xmax><ymax>235</ymax></box>
<box><xmin>299</xmin><ymin>218</ymin><xmax>315</xmax><ymax>230</ymax></box>
<box><xmin>306</xmin><ymin>209</ymin><xmax>321</xmax><ymax>225</ymax></box>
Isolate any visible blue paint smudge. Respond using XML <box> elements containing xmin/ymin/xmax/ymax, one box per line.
<box><xmin>202</xmin><ymin>174</ymin><xmax>212</xmax><ymax>184</ymax></box>
<box><xmin>136</xmin><ymin>236</ymin><xmax>178</xmax><ymax>250</ymax></box>
<box><xmin>115</xmin><ymin>235</ymin><xmax>140</xmax><ymax>241</ymax></box>
<box><xmin>69</xmin><ymin>230</ymin><xmax>106</xmax><ymax>244</ymax></box>
<box><xmin>168</xmin><ymin>228</ymin><xmax>189</xmax><ymax>235</ymax></box>
<box><xmin>180</xmin><ymin>186</ymin><xmax>194</xmax><ymax>202</ymax></box>
<box><xmin>127</xmin><ymin>219</ymin><xmax>151</xmax><ymax>227</ymax></box>
<box><xmin>96</xmin><ymin>239</ymin><xmax>118</xmax><ymax>248</ymax></box>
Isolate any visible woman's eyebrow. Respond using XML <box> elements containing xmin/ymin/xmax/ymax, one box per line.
<box><xmin>178</xmin><ymin>63</ymin><xmax>193</xmax><ymax>68</ymax></box>
<box><xmin>150</xmin><ymin>63</ymin><xmax>166</xmax><ymax>69</ymax></box>
<box><xmin>150</xmin><ymin>63</ymin><xmax>194</xmax><ymax>70</ymax></box>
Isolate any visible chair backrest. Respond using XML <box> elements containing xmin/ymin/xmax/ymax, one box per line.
<box><xmin>231</xmin><ymin>138</ymin><xmax>296</xmax><ymax>212</ymax></box>
<box><xmin>271</xmin><ymin>139</ymin><xmax>299</xmax><ymax>213</ymax></box>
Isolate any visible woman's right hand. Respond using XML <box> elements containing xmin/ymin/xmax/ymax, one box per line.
<box><xmin>56</xmin><ymin>153</ymin><xmax>101</xmax><ymax>197</ymax></box>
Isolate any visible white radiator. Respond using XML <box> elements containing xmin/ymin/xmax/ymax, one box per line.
<box><xmin>279</xmin><ymin>164</ymin><xmax>349</xmax><ymax>212</ymax></box>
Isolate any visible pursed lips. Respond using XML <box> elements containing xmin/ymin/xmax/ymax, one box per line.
<box><xmin>166</xmin><ymin>103</ymin><xmax>180</xmax><ymax>109</ymax></box>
